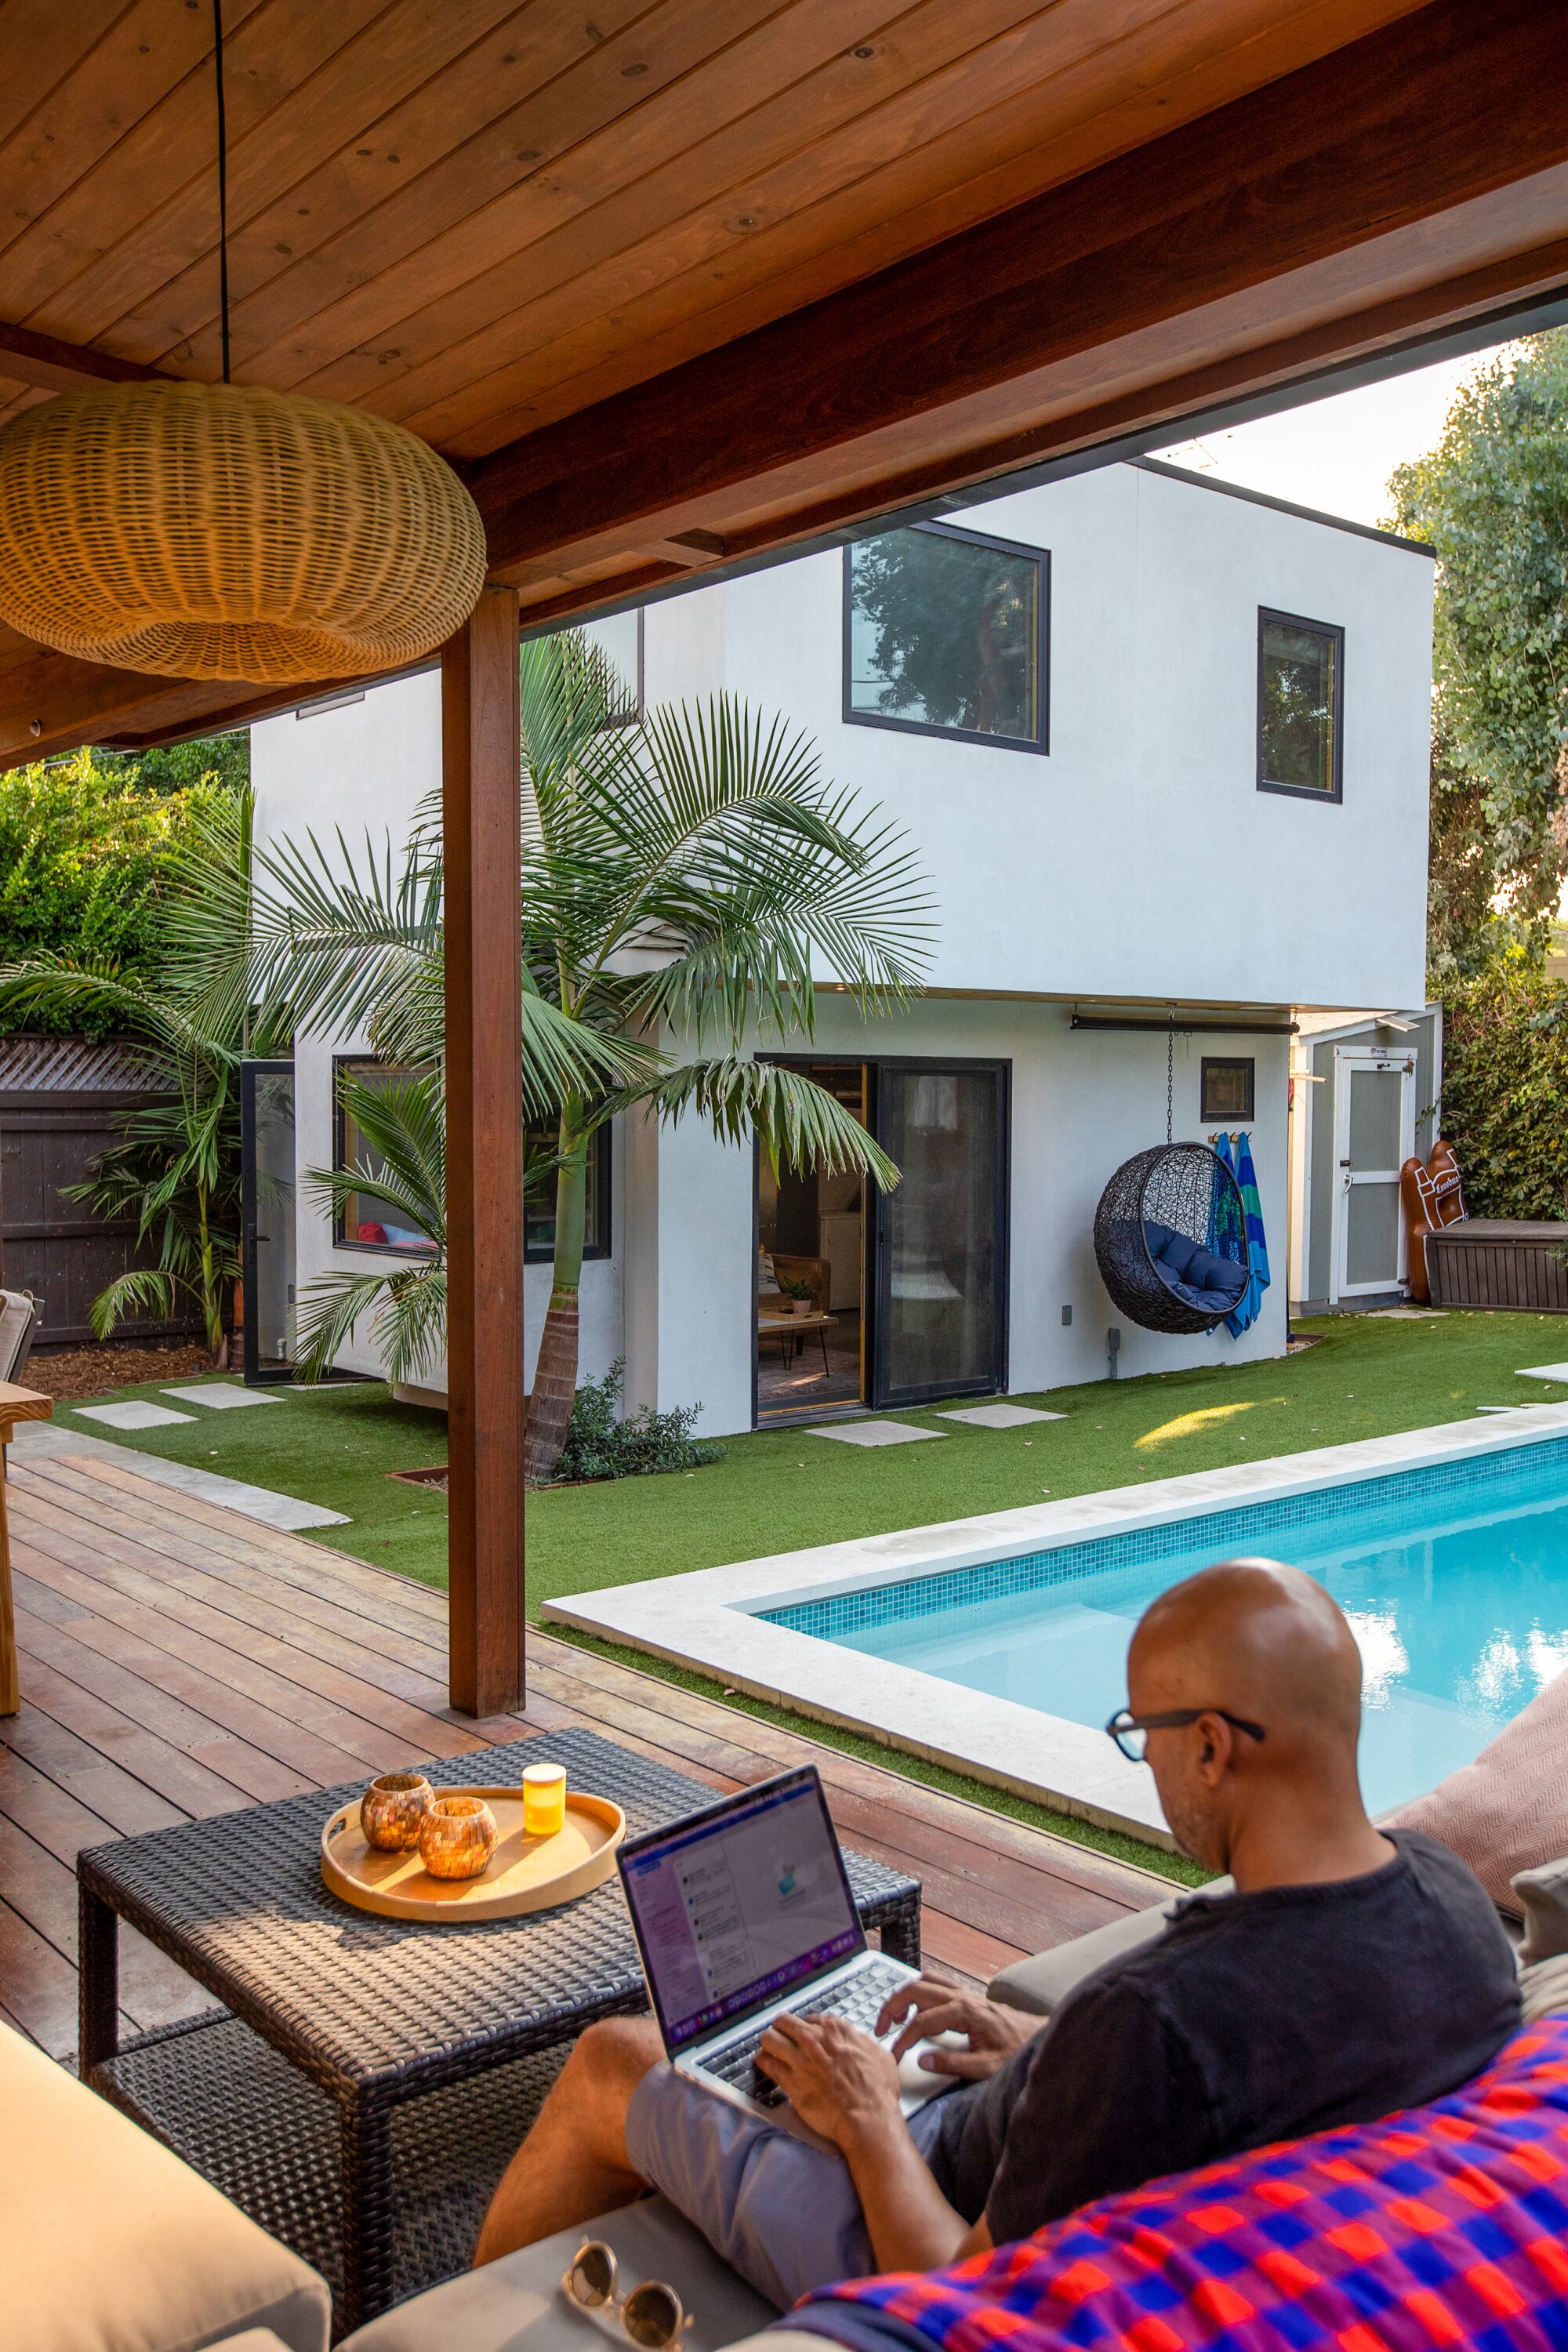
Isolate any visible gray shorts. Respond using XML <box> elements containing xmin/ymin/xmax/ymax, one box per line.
<box><xmin>624</xmin><ymin>2060</ymin><xmax>960</xmax><ymax>2313</ymax></box>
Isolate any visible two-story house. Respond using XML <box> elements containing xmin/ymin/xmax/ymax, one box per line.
<box><xmin>248</xmin><ymin>456</ymin><xmax>1435</xmax><ymax>1435</ymax></box>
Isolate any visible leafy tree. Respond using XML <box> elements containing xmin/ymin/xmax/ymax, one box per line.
<box><xmin>238</xmin><ymin>633</ymin><xmax>934</xmax><ymax>1480</ymax></box>
<box><xmin>0</xmin><ymin>739</ymin><xmax>248</xmax><ymax>1035</ymax></box>
<box><xmin>1390</xmin><ymin>333</ymin><xmax>1568</xmax><ymax>974</ymax></box>
<box><xmin>1439</xmin><ymin>952</ymin><xmax>1568</xmax><ymax>1217</ymax></box>
<box><xmin>0</xmin><ymin>786</ymin><xmax>285</xmax><ymax>1362</ymax></box>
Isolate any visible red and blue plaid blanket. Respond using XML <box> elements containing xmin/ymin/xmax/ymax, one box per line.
<box><xmin>795</xmin><ymin>2016</ymin><xmax>1568</xmax><ymax>2352</ymax></box>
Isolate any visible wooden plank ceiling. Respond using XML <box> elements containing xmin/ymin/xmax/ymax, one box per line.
<box><xmin>2</xmin><ymin>0</ymin><xmax>1566</xmax><ymax>764</ymax></box>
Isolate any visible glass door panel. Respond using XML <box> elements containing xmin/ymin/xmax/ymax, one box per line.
<box><xmin>872</xmin><ymin>1062</ymin><xmax>1007</xmax><ymax>1406</ymax></box>
<box><xmin>241</xmin><ymin>1060</ymin><xmax>296</xmax><ymax>1382</ymax></box>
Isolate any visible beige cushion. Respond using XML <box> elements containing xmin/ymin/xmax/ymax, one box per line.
<box><xmin>0</xmin><ymin>2022</ymin><xmax>329</xmax><ymax>2352</ymax></box>
<box><xmin>1513</xmin><ymin>1854</ymin><xmax>1568</xmax><ymax>1964</ymax></box>
<box><xmin>987</xmin><ymin>1879</ymin><xmax>1233</xmax><ymax>2017</ymax></box>
<box><xmin>339</xmin><ymin>2197</ymin><xmax>777</xmax><ymax>2352</ymax></box>
<box><xmin>1520</xmin><ymin>1953</ymin><xmax>1568</xmax><ymax>2026</ymax></box>
<box><xmin>1383</xmin><ymin>1671</ymin><xmax>1568</xmax><ymax>1912</ymax></box>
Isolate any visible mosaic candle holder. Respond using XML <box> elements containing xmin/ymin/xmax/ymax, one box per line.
<box><xmin>522</xmin><ymin>1762</ymin><xmax>568</xmax><ymax>1838</ymax></box>
<box><xmin>419</xmin><ymin>1794</ymin><xmax>498</xmax><ymax>1881</ymax></box>
<box><xmin>360</xmin><ymin>1771</ymin><xmax>432</xmax><ymax>1853</ymax></box>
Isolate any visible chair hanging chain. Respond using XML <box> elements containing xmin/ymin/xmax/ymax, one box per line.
<box><xmin>212</xmin><ymin>0</ymin><xmax>230</xmax><ymax>384</ymax></box>
<box><xmin>1166</xmin><ymin>1011</ymin><xmax>1174</xmax><ymax>1145</ymax></box>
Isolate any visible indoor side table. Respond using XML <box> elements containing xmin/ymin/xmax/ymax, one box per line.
<box><xmin>78</xmin><ymin>1725</ymin><xmax>921</xmax><ymax>2335</ymax></box>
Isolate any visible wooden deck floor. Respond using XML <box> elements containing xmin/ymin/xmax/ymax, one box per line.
<box><xmin>0</xmin><ymin>1450</ymin><xmax>1168</xmax><ymax>2061</ymax></box>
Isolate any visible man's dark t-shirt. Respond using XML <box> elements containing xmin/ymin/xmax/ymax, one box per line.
<box><xmin>924</xmin><ymin>1830</ymin><xmax>1520</xmax><ymax>2244</ymax></box>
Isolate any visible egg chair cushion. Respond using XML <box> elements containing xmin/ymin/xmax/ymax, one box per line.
<box><xmin>1144</xmin><ymin>1221</ymin><xmax>1202</xmax><ymax>1279</ymax></box>
<box><xmin>1185</xmin><ymin>1247</ymin><xmax>1248</xmax><ymax>1300</ymax></box>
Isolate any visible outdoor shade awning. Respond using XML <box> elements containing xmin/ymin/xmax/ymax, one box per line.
<box><xmin>2</xmin><ymin>0</ymin><xmax>1567</xmax><ymax>764</ymax></box>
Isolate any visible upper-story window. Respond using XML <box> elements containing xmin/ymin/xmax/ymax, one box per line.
<box><xmin>844</xmin><ymin>520</ymin><xmax>1049</xmax><ymax>753</ymax></box>
<box><xmin>1258</xmin><ymin>609</ymin><xmax>1342</xmax><ymax>800</ymax></box>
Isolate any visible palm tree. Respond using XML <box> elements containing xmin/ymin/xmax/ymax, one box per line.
<box><xmin>240</xmin><ymin>633</ymin><xmax>935</xmax><ymax>1479</ymax></box>
<box><xmin>0</xmin><ymin>787</ymin><xmax>283</xmax><ymax>1364</ymax></box>
<box><xmin>292</xmin><ymin>1066</ymin><xmax>448</xmax><ymax>1387</ymax></box>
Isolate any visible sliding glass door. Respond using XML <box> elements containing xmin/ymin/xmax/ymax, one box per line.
<box><xmin>869</xmin><ymin>1060</ymin><xmax>1009</xmax><ymax>1408</ymax></box>
<box><xmin>240</xmin><ymin>1059</ymin><xmax>296</xmax><ymax>1384</ymax></box>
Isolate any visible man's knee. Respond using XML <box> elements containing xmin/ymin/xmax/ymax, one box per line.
<box><xmin>569</xmin><ymin>2014</ymin><xmax>665</xmax><ymax>2116</ymax></box>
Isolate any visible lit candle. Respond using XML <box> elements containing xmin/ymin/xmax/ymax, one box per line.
<box><xmin>522</xmin><ymin>1762</ymin><xmax>567</xmax><ymax>1838</ymax></box>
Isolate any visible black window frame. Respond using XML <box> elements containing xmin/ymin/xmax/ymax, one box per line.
<box><xmin>524</xmin><ymin>1115</ymin><xmax>613</xmax><ymax>1265</ymax></box>
<box><xmin>332</xmin><ymin>1054</ymin><xmax>439</xmax><ymax>1257</ymax></box>
<box><xmin>541</xmin><ymin>607</ymin><xmax>644</xmax><ymax>726</ymax></box>
<box><xmin>842</xmin><ymin>519</ymin><xmax>1051</xmax><ymax>757</ymax></box>
<box><xmin>1256</xmin><ymin>607</ymin><xmax>1345</xmax><ymax>803</ymax></box>
<box><xmin>1200</xmin><ymin>1056</ymin><xmax>1256</xmax><ymax>1123</ymax></box>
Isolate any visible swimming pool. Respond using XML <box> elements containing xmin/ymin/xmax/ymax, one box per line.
<box><xmin>761</xmin><ymin>1435</ymin><xmax>1568</xmax><ymax>1817</ymax></box>
<box><xmin>546</xmin><ymin>1404</ymin><xmax>1568</xmax><ymax>1840</ymax></box>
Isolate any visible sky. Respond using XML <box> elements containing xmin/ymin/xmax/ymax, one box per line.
<box><xmin>1151</xmin><ymin>342</ymin><xmax>1519</xmax><ymax>530</ymax></box>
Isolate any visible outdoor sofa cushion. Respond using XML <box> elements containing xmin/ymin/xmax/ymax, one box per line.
<box><xmin>337</xmin><ymin>2193</ymin><xmax>778</xmax><ymax>2352</ymax></box>
<box><xmin>1514</xmin><ymin>1855</ymin><xmax>1568</xmax><ymax>1965</ymax></box>
<box><xmin>1383</xmin><ymin>1662</ymin><xmax>1568</xmax><ymax>1912</ymax></box>
<box><xmin>0</xmin><ymin>2017</ymin><xmax>330</xmax><ymax>2352</ymax></box>
<box><xmin>785</xmin><ymin>2013</ymin><xmax>1568</xmax><ymax>2352</ymax></box>
<box><xmin>987</xmin><ymin>1880</ymin><xmax>1235</xmax><ymax>2016</ymax></box>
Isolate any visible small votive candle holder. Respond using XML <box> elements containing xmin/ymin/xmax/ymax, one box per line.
<box><xmin>419</xmin><ymin>1795</ymin><xmax>498</xmax><ymax>1881</ymax></box>
<box><xmin>360</xmin><ymin>1771</ymin><xmax>432</xmax><ymax>1852</ymax></box>
<box><xmin>522</xmin><ymin>1762</ymin><xmax>568</xmax><ymax>1839</ymax></box>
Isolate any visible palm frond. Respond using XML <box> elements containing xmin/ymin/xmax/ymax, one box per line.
<box><xmin>630</xmin><ymin>1058</ymin><xmax>901</xmax><ymax>1189</ymax></box>
<box><xmin>86</xmin><ymin>1267</ymin><xmax>180</xmax><ymax>1341</ymax></box>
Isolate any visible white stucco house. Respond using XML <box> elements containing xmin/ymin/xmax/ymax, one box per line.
<box><xmin>245</xmin><ymin>456</ymin><xmax>1435</xmax><ymax>1434</ymax></box>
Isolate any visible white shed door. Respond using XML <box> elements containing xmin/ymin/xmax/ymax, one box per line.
<box><xmin>1331</xmin><ymin>1050</ymin><xmax>1415</xmax><ymax>1300</ymax></box>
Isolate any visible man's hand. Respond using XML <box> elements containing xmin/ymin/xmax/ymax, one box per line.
<box><xmin>876</xmin><ymin>1979</ymin><xmax>1036</xmax><ymax>2082</ymax></box>
<box><xmin>756</xmin><ymin>2012</ymin><xmax>902</xmax><ymax>2152</ymax></box>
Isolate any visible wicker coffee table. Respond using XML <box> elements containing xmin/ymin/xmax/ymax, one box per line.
<box><xmin>77</xmin><ymin>1726</ymin><xmax>920</xmax><ymax>2335</ymax></box>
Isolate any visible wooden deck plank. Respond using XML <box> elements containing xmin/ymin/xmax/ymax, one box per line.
<box><xmin>0</xmin><ymin>1454</ymin><xmax>1167</xmax><ymax>2059</ymax></box>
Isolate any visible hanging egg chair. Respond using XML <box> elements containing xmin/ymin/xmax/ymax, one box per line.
<box><xmin>1094</xmin><ymin>1142</ymin><xmax>1250</xmax><ymax>1336</ymax></box>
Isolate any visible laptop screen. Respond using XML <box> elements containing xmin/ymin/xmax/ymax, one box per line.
<box><xmin>618</xmin><ymin>1766</ymin><xmax>863</xmax><ymax>2051</ymax></box>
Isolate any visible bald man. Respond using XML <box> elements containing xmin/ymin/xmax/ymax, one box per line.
<box><xmin>477</xmin><ymin>1562</ymin><xmax>1519</xmax><ymax>2306</ymax></box>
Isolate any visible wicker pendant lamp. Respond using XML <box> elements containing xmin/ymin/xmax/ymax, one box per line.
<box><xmin>0</xmin><ymin>9</ymin><xmax>485</xmax><ymax>685</ymax></box>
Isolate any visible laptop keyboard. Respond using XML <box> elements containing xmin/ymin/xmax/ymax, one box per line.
<box><xmin>695</xmin><ymin>1956</ymin><xmax>913</xmax><ymax>2108</ymax></box>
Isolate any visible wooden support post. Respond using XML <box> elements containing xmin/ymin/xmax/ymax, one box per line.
<box><xmin>443</xmin><ymin>588</ymin><xmax>526</xmax><ymax>1717</ymax></box>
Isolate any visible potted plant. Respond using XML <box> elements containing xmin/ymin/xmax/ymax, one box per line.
<box><xmin>780</xmin><ymin>1276</ymin><xmax>815</xmax><ymax>1316</ymax></box>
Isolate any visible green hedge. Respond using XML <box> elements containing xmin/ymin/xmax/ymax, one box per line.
<box><xmin>0</xmin><ymin>743</ymin><xmax>243</xmax><ymax>1037</ymax></box>
<box><xmin>1440</xmin><ymin>956</ymin><xmax>1568</xmax><ymax>1218</ymax></box>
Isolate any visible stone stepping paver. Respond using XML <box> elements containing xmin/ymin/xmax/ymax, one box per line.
<box><xmin>1516</xmin><ymin>1363</ymin><xmax>1568</xmax><ymax>1383</ymax></box>
<box><xmin>935</xmin><ymin>1403</ymin><xmax>1065</xmax><ymax>1428</ymax></box>
<box><xmin>73</xmin><ymin>1399</ymin><xmax>194</xmax><ymax>1430</ymax></box>
<box><xmin>162</xmin><ymin>1382</ymin><xmax>282</xmax><ymax>1409</ymax></box>
<box><xmin>806</xmin><ymin>1419</ymin><xmax>945</xmax><ymax>1446</ymax></box>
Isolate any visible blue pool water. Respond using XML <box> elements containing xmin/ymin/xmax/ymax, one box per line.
<box><xmin>763</xmin><ymin>1437</ymin><xmax>1568</xmax><ymax>1815</ymax></box>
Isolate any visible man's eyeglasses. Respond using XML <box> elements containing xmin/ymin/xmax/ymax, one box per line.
<box><xmin>1105</xmin><ymin>1707</ymin><xmax>1266</xmax><ymax>1762</ymax></box>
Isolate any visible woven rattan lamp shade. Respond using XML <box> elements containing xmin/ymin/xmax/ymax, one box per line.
<box><xmin>0</xmin><ymin>379</ymin><xmax>487</xmax><ymax>683</ymax></box>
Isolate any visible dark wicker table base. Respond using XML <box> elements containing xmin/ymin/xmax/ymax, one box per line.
<box><xmin>94</xmin><ymin>2010</ymin><xmax>569</xmax><ymax>2316</ymax></box>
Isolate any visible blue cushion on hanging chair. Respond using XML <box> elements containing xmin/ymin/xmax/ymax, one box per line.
<box><xmin>1185</xmin><ymin>1248</ymin><xmax>1248</xmax><ymax>1301</ymax></box>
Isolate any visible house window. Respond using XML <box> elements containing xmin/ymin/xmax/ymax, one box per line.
<box><xmin>844</xmin><ymin>521</ymin><xmax>1048</xmax><ymax>753</ymax></box>
<box><xmin>546</xmin><ymin>608</ymin><xmax>642</xmax><ymax>720</ymax></box>
<box><xmin>1201</xmin><ymin>1057</ymin><xmax>1255</xmax><ymax>1123</ymax></box>
<box><xmin>333</xmin><ymin>1059</ymin><xmax>437</xmax><ymax>1254</ymax></box>
<box><xmin>1258</xmin><ymin>610</ymin><xmax>1343</xmax><ymax>799</ymax></box>
<box><xmin>524</xmin><ymin>1115</ymin><xmax>612</xmax><ymax>1263</ymax></box>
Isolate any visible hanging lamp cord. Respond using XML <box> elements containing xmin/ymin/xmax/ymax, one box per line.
<box><xmin>212</xmin><ymin>0</ymin><xmax>231</xmax><ymax>384</ymax></box>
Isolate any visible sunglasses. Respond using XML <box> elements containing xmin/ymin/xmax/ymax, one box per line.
<box><xmin>564</xmin><ymin>2240</ymin><xmax>688</xmax><ymax>2350</ymax></box>
<box><xmin>1105</xmin><ymin>1706</ymin><xmax>1266</xmax><ymax>1762</ymax></box>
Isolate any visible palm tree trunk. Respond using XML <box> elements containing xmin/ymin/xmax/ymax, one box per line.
<box><xmin>523</xmin><ymin>1109</ymin><xmax>588</xmax><ymax>1483</ymax></box>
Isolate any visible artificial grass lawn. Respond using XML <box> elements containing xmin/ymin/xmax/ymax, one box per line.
<box><xmin>53</xmin><ymin>1308</ymin><xmax>1568</xmax><ymax>1884</ymax></box>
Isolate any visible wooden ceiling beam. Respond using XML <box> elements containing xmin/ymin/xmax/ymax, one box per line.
<box><xmin>468</xmin><ymin>0</ymin><xmax>1568</xmax><ymax>583</ymax></box>
<box><xmin>0</xmin><ymin>321</ymin><xmax>169</xmax><ymax>397</ymax></box>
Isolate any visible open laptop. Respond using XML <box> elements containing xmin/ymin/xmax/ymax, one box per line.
<box><xmin>618</xmin><ymin>1764</ymin><xmax>943</xmax><ymax>2125</ymax></box>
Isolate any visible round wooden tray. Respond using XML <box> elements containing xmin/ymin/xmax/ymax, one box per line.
<box><xmin>320</xmin><ymin>1788</ymin><xmax>626</xmax><ymax>1922</ymax></box>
